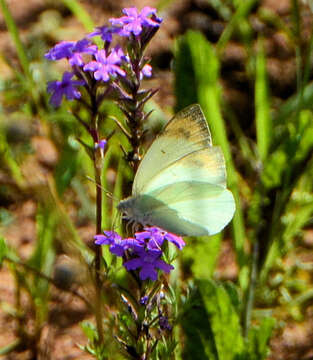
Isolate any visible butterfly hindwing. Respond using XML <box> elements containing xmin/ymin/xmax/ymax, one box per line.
<box><xmin>134</xmin><ymin>181</ymin><xmax>235</xmax><ymax>236</ymax></box>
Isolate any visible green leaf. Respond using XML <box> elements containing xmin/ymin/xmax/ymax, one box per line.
<box><xmin>181</xmin><ymin>285</ymin><xmax>218</xmax><ymax>360</ymax></box>
<box><xmin>54</xmin><ymin>144</ymin><xmax>79</xmax><ymax>195</ymax></box>
<box><xmin>198</xmin><ymin>279</ymin><xmax>245</xmax><ymax>360</ymax></box>
<box><xmin>0</xmin><ymin>237</ymin><xmax>8</xmax><ymax>266</ymax></box>
<box><xmin>255</xmin><ymin>38</ymin><xmax>271</xmax><ymax>162</ymax></box>
<box><xmin>247</xmin><ymin>318</ymin><xmax>275</xmax><ymax>360</ymax></box>
<box><xmin>174</xmin><ymin>36</ymin><xmax>198</xmax><ymax>110</ymax></box>
<box><xmin>0</xmin><ymin>0</ymin><xmax>31</xmax><ymax>82</ymax></box>
<box><xmin>80</xmin><ymin>321</ymin><xmax>98</xmax><ymax>342</ymax></box>
<box><xmin>177</xmin><ymin>30</ymin><xmax>247</xmax><ymax>289</ymax></box>
<box><xmin>183</xmin><ymin>234</ymin><xmax>222</xmax><ymax>278</ymax></box>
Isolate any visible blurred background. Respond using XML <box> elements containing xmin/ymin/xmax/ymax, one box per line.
<box><xmin>1</xmin><ymin>0</ymin><xmax>313</xmax><ymax>359</ymax></box>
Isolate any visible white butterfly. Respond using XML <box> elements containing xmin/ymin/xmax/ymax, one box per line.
<box><xmin>118</xmin><ymin>104</ymin><xmax>235</xmax><ymax>236</ymax></box>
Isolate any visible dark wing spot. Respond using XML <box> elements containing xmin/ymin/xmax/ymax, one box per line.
<box><xmin>177</xmin><ymin>127</ymin><xmax>191</xmax><ymax>138</ymax></box>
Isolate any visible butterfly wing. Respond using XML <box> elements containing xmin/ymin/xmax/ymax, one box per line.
<box><xmin>138</xmin><ymin>146</ymin><xmax>227</xmax><ymax>194</ymax></box>
<box><xmin>133</xmin><ymin>104</ymin><xmax>212</xmax><ymax>195</ymax></box>
<box><xmin>134</xmin><ymin>181</ymin><xmax>235</xmax><ymax>236</ymax></box>
<box><xmin>125</xmin><ymin>104</ymin><xmax>235</xmax><ymax>236</ymax></box>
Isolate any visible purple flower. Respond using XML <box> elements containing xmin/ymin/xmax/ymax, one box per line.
<box><xmin>95</xmin><ymin>231</ymin><xmax>142</xmax><ymax>257</ymax></box>
<box><xmin>109</xmin><ymin>7</ymin><xmax>162</xmax><ymax>37</ymax></box>
<box><xmin>164</xmin><ymin>232</ymin><xmax>185</xmax><ymax>250</ymax></box>
<box><xmin>45</xmin><ymin>39</ymin><xmax>97</xmax><ymax>67</ymax></box>
<box><xmin>135</xmin><ymin>227</ymin><xmax>185</xmax><ymax>251</ymax></box>
<box><xmin>95</xmin><ymin>139</ymin><xmax>107</xmax><ymax>150</ymax></box>
<box><xmin>83</xmin><ymin>48</ymin><xmax>126</xmax><ymax>82</ymax></box>
<box><xmin>95</xmin><ymin>231</ymin><xmax>126</xmax><ymax>256</ymax></box>
<box><xmin>135</xmin><ymin>227</ymin><xmax>164</xmax><ymax>251</ymax></box>
<box><xmin>124</xmin><ymin>246</ymin><xmax>174</xmax><ymax>281</ymax></box>
<box><xmin>159</xmin><ymin>315</ymin><xmax>172</xmax><ymax>331</ymax></box>
<box><xmin>87</xmin><ymin>25</ymin><xmax>120</xmax><ymax>43</ymax></box>
<box><xmin>47</xmin><ymin>72</ymin><xmax>85</xmax><ymax>107</ymax></box>
<box><xmin>45</xmin><ymin>41</ymin><xmax>74</xmax><ymax>60</ymax></box>
<box><xmin>140</xmin><ymin>64</ymin><xmax>152</xmax><ymax>80</ymax></box>
<box><xmin>140</xmin><ymin>295</ymin><xmax>149</xmax><ymax>305</ymax></box>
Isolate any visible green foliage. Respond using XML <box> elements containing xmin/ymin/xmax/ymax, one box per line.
<box><xmin>175</xmin><ymin>30</ymin><xmax>247</xmax><ymax>289</ymax></box>
<box><xmin>255</xmin><ymin>38</ymin><xmax>271</xmax><ymax>162</ymax></box>
<box><xmin>54</xmin><ymin>143</ymin><xmax>79</xmax><ymax>195</ymax></box>
<box><xmin>0</xmin><ymin>237</ymin><xmax>8</xmax><ymax>266</ymax></box>
<box><xmin>0</xmin><ymin>0</ymin><xmax>31</xmax><ymax>82</ymax></box>
<box><xmin>80</xmin><ymin>321</ymin><xmax>109</xmax><ymax>360</ymax></box>
<box><xmin>181</xmin><ymin>280</ymin><xmax>274</xmax><ymax>360</ymax></box>
<box><xmin>199</xmin><ymin>279</ymin><xmax>244</xmax><ymax>360</ymax></box>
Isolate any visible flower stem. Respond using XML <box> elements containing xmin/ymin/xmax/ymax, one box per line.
<box><xmin>94</xmin><ymin>159</ymin><xmax>104</xmax><ymax>344</ymax></box>
<box><xmin>243</xmin><ymin>240</ymin><xmax>258</xmax><ymax>337</ymax></box>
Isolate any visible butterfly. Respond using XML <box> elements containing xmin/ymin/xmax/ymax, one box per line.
<box><xmin>117</xmin><ymin>104</ymin><xmax>235</xmax><ymax>236</ymax></box>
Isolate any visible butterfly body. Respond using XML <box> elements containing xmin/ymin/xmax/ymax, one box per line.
<box><xmin>118</xmin><ymin>104</ymin><xmax>236</xmax><ymax>236</ymax></box>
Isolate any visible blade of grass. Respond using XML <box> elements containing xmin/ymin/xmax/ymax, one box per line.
<box><xmin>0</xmin><ymin>0</ymin><xmax>31</xmax><ymax>82</ymax></box>
<box><xmin>224</xmin><ymin>103</ymin><xmax>256</xmax><ymax>164</ymax></box>
<box><xmin>101</xmin><ymin>145</ymin><xmax>113</xmax><ymax>230</ymax></box>
<box><xmin>273</xmin><ymin>82</ymin><xmax>313</xmax><ymax>135</ymax></box>
<box><xmin>61</xmin><ymin>0</ymin><xmax>95</xmax><ymax>32</ymax></box>
<box><xmin>112</xmin><ymin>156</ymin><xmax>124</xmax><ymax>235</ymax></box>
<box><xmin>0</xmin><ymin>131</ymin><xmax>25</xmax><ymax>188</ymax></box>
<box><xmin>185</xmin><ymin>30</ymin><xmax>247</xmax><ymax>289</ymax></box>
<box><xmin>216</xmin><ymin>0</ymin><xmax>258</xmax><ymax>53</ymax></box>
<box><xmin>255</xmin><ymin>37</ymin><xmax>271</xmax><ymax>162</ymax></box>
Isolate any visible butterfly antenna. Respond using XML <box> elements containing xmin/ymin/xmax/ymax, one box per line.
<box><xmin>111</xmin><ymin>210</ymin><xmax>121</xmax><ymax>232</ymax></box>
<box><xmin>85</xmin><ymin>176</ymin><xmax>118</xmax><ymax>201</ymax></box>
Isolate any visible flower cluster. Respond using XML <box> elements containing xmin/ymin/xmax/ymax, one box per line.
<box><xmin>95</xmin><ymin>227</ymin><xmax>185</xmax><ymax>281</ymax></box>
<box><xmin>45</xmin><ymin>6</ymin><xmax>162</xmax><ymax>108</ymax></box>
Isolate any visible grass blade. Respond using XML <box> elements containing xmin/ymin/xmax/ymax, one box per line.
<box><xmin>182</xmin><ymin>30</ymin><xmax>247</xmax><ymax>288</ymax></box>
<box><xmin>0</xmin><ymin>0</ymin><xmax>31</xmax><ymax>81</ymax></box>
<box><xmin>255</xmin><ymin>38</ymin><xmax>271</xmax><ymax>162</ymax></box>
<box><xmin>216</xmin><ymin>0</ymin><xmax>258</xmax><ymax>53</ymax></box>
<box><xmin>61</xmin><ymin>0</ymin><xmax>95</xmax><ymax>32</ymax></box>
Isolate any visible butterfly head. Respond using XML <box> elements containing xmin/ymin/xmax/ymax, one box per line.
<box><xmin>117</xmin><ymin>195</ymin><xmax>156</xmax><ymax>230</ymax></box>
<box><xmin>117</xmin><ymin>197</ymin><xmax>136</xmax><ymax>219</ymax></box>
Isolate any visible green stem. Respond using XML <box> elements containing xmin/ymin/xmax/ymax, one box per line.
<box><xmin>243</xmin><ymin>240</ymin><xmax>259</xmax><ymax>337</ymax></box>
<box><xmin>94</xmin><ymin>159</ymin><xmax>104</xmax><ymax>344</ymax></box>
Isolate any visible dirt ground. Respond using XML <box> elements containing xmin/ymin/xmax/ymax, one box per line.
<box><xmin>1</xmin><ymin>0</ymin><xmax>313</xmax><ymax>359</ymax></box>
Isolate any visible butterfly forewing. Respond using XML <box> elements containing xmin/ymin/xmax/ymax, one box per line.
<box><xmin>140</xmin><ymin>147</ymin><xmax>227</xmax><ymax>194</ymax></box>
<box><xmin>133</xmin><ymin>104</ymin><xmax>212</xmax><ymax>195</ymax></box>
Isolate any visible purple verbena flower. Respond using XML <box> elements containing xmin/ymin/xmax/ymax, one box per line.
<box><xmin>83</xmin><ymin>48</ymin><xmax>126</xmax><ymax>82</ymax></box>
<box><xmin>88</xmin><ymin>25</ymin><xmax>120</xmax><ymax>43</ymax></box>
<box><xmin>45</xmin><ymin>41</ymin><xmax>74</xmax><ymax>60</ymax></box>
<box><xmin>45</xmin><ymin>39</ymin><xmax>97</xmax><ymax>67</ymax></box>
<box><xmin>140</xmin><ymin>295</ymin><xmax>149</xmax><ymax>305</ymax></box>
<box><xmin>140</xmin><ymin>64</ymin><xmax>152</xmax><ymax>80</ymax></box>
<box><xmin>135</xmin><ymin>227</ymin><xmax>185</xmax><ymax>251</ymax></box>
<box><xmin>109</xmin><ymin>7</ymin><xmax>162</xmax><ymax>37</ymax></box>
<box><xmin>95</xmin><ymin>139</ymin><xmax>107</xmax><ymax>150</ymax></box>
<box><xmin>164</xmin><ymin>232</ymin><xmax>185</xmax><ymax>250</ymax></box>
<box><xmin>95</xmin><ymin>231</ymin><xmax>126</xmax><ymax>256</ymax></box>
<box><xmin>159</xmin><ymin>315</ymin><xmax>172</xmax><ymax>331</ymax></box>
<box><xmin>95</xmin><ymin>231</ymin><xmax>143</xmax><ymax>257</ymax></box>
<box><xmin>47</xmin><ymin>72</ymin><xmax>85</xmax><ymax>107</ymax></box>
<box><xmin>124</xmin><ymin>246</ymin><xmax>174</xmax><ymax>281</ymax></box>
<box><xmin>135</xmin><ymin>227</ymin><xmax>164</xmax><ymax>251</ymax></box>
